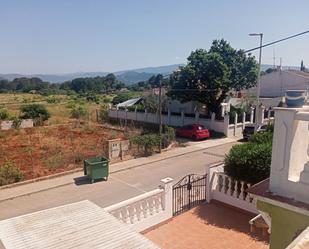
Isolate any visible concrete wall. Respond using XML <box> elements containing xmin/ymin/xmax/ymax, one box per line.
<box><xmin>249</xmin><ymin>70</ymin><xmax>309</xmax><ymax>97</ymax></box>
<box><xmin>0</xmin><ymin>119</ymin><xmax>34</xmax><ymax>130</ymax></box>
<box><xmin>109</xmin><ymin>109</ymin><xmax>227</xmax><ymax>135</ymax></box>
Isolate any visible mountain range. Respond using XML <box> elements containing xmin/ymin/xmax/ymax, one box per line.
<box><xmin>0</xmin><ymin>64</ymin><xmax>183</xmax><ymax>85</ymax></box>
<box><xmin>0</xmin><ymin>64</ymin><xmax>299</xmax><ymax>85</ymax></box>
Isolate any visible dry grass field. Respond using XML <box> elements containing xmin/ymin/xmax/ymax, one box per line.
<box><xmin>0</xmin><ymin>93</ymin><xmax>133</xmax><ymax>183</ymax></box>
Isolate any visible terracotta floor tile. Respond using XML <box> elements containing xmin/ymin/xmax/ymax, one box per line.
<box><xmin>145</xmin><ymin>202</ymin><xmax>269</xmax><ymax>249</ymax></box>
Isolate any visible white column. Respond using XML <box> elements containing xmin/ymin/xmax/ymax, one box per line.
<box><xmin>223</xmin><ymin>114</ymin><xmax>229</xmax><ymax>137</ymax></box>
<box><xmin>242</xmin><ymin>112</ymin><xmax>246</xmax><ymax>129</ymax></box>
<box><xmin>234</xmin><ymin>113</ymin><xmax>238</xmax><ymax>136</ymax></box>
<box><xmin>250</xmin><ymin>107</ymin><xmax>254</xmax><ymax>123</ymax></box>
<box><xmin>160</xmin><ymin>177</ymin><xmax>174</xmax><ymax>218</ymax></box>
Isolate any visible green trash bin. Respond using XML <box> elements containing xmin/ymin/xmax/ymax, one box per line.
<box><xmin>84</xmin><ymin>156</ymin><xmax>109</xmax><ymax>183</ymax></box>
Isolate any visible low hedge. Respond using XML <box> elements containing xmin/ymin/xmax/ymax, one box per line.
<box><xmin>224</xmin><ymin>131</ymin><xmax>273</xmax><ymax>184</ymax></box>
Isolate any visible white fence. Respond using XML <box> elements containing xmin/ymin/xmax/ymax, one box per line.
<box><xmin>104</xmin><ymin>177</ymin><xmax>173</xmax><ymax>232</ymax></box>
<box><xmin>108</xmin><ymin>109</ymin><xmax>226</xmax><ymax>134</ymax></box>
<box><xmin>207</xmin><ymin>163</ymin><xmax>258</xmax><ymax>214</ymax></box>
<box><xmin>108</xmin><ymin>107</ymin><xmax>274</xmax><ymax>138</ymax></box>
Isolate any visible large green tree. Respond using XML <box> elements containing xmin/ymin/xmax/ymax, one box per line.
<box><xmin>167</xmin><ymin>39</ymin><xmax>258</xmax><ymax>115</ymax></box>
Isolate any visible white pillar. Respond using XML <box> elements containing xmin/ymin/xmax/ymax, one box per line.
<box><xmin>242</xmin><ymin>112</ymin><xmax>246</xmax><ymax>129</ymax></box>
<box><xmin>250</xmin><ymin>107</ymin><xmax>254</xmax><ymax>123</ymax></box>
<box><xmin>234</xmin><ymin>113</ymin><xmax>238</xmax><ymax>136</ymax></box>
<box><xmin>160</xmin><ymin>177</ymin><xmax>174</xmax><ymax>218</ymax></box>
<box><xmin>223</xmin><ymin>114</ymin><xmax>229</xmax><ymax>137</ymax></box>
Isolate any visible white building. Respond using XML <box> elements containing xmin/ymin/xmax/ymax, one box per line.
<box><xmin>249</xmin><ymin>69</ymin><xmax>309</xmax><ymax>98</ymax></box>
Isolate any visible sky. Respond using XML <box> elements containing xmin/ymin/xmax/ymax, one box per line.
<box><xmin>0</xmin><ymin>0</ymin><xmax>309</xmax><ymax>74</ymax></box>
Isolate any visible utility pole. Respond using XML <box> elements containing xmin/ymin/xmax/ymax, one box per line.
<box><xmin>249</xmin><ymin>33</ymin><xmax>263</xmax><ymax>124</ymax></box>
<box><xmin>158</xmin><ymin>79</ymin><xmax>162</xmax><ymax>153</ymax></box>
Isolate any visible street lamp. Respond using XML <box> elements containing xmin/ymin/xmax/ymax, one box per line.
<box><xmin>249</xmin><ymin>33</ymin><xmax>263</xmax><ymax>123</ymax></box>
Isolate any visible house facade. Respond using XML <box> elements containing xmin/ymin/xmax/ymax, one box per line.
<box><xmin>249</xmin><ymin>106</ymin><xmax>309</xmax><ymax>249</ymax></box>
<box><xmin>248</xmin><ymin>69</ymin><xmax>309</xmax><ymax>98</ymax></box>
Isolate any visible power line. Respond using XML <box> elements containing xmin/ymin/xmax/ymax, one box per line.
<box><xmin>245</xmin><ymin>30</ymin><xmax>309</xmax><ymax>53</ymax></box>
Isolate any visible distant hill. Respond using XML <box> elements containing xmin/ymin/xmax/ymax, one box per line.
<box><xmin>0</xmin><ymin>64</ymin><xmax>183</xmax><ymax>84</ymax></box>
<box><xmin>0</xmin><ymin>63</ymin><xmax>299</xmax><ymax>85</ymax></box>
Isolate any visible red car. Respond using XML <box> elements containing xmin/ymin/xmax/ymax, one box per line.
<box><xmin>176</xmin><ymin>124</ymin><xmax>210</xmax><ymax>140</ymax></box>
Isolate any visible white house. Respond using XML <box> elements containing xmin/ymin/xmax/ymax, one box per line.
<box><xmin>249</xmin><ymin>69</ymin><xmax>309</xmax><ymax>98</ymax></box>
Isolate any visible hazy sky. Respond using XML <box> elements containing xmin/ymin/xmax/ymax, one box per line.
<box><xmin>1</xmin><ymin>0</ymin><xmax>309</xmax><ymax>74</ymax></box>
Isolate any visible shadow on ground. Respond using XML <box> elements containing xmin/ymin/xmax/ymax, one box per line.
<box><xmin>193</xmin><ymin>201</ymin><xmax>269</xmax><ymax>243</ymax></box>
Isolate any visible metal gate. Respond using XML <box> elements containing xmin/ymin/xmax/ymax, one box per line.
<box><xmin>172</xmin><ymin>174</ymin><xmax>207</xmax><ymax>216</ymax></box>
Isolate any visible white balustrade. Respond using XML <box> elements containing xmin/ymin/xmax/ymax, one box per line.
<box><xmin>211</xmin><ymin>172</ymin><xmax>258</xmax><ymax>214</ymax></box>
<box><xmin>105</xmin><ymin>177</ymin><xmax>173</xmax><ymax>232</ymax></box>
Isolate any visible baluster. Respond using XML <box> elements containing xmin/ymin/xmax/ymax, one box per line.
<box><xmin>160</xmin><ymin>192</ymin><xmax>165</xmax><ymax>211</ymax></box>
<box><xmin>215</xmin><ymin>174</ymin><xmax>221</xmax><ymax>191</ymax></box>
<box><xmin>128</xmin><ymin>205</ymin><xmax>135</xmax><ymax>224</ymax></box>
<box><xmin>228</xmin><ymin>177</ymin><xmax>232</xmax><ymax>196</ymax></box>
<box><xmin>154</xmin><ymin>195</ymin><xmax>160</xmax><ymax>213</ymax></box>
<box><xmin>245</xmin><ymin>183</ymin><xmax>251</xmax><ymax>202</ymax></box>
<box><xmin>135</xmin><ymin>202</ymin><xmax>142</xmax><ymax>221</ymax></box>
<box><xmin>149</xmin><ymin>197</ymin><xmax>155</xmax><ymax>215</ymax></box>
<box><xmin>221</xmin><ymin>175</ymin><xmax>226</xmax><ymax>193</ymax></box>
<box><xmin>233</xmin><ymin>180</ymin><xmax>238</xmax><ymax>198</ymax></box>
<box><xmin>120</xmin><ymin>208</ymin><xmax>128</xmax><ymax>224</ymax></box>
<box><xmin>240</xmin><ymin>181</ymin><xmax>245</xmax><ymax>200</ymax></box>
<box><xmin>141</xmin><ymin>199</ymin><xmax>148</xmax><ymax>218</ymax></box>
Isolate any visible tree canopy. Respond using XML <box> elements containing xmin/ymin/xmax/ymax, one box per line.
<box><xmin>167</xmin><ymin>39</ymin><xmax>258</xmax><ymax>114</ymax></box>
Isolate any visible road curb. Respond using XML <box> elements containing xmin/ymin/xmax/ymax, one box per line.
<box><xmin>0</xmin><ymin>140</ymin><xmax>236</xmax><ymax>203</ymax></box>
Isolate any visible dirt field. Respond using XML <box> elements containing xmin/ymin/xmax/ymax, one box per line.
<box><xmin>0</xmin><ymin>122</ymin><xmax>126</xmax><ymax>180</ymax></box>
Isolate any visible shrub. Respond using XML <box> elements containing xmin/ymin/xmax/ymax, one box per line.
<box><xmin>250</xmin><ymin>131</ymin><xmax>273</xmax><ymax>144</ymax></box>
<box><xmin>0</xmin><ymin>108</ymin><xmax>9</xmax><ymax>120</ymax></box>
<box><xmin>0</xmin><ymin>161</ymin><xmax>23</xmax><ymax>186</ymax></box>
<box><xmin>10</xmin><ymin>116</ymin><xmax>22</xmax><ymax>129</ymax></box>
<box><xmin>20</xmin><ymin>104</ymin><xmax>50</xmax><ymax>125</ymax></box>
<box><xmin>162</xmin><ymin>126</ymin><xmax>175</xmax><ymax>148</ymax></box>
<box><xmin>70</xmin><ymin>105</ymin><xmax>87</xmax><ymax>119</ymax></box>
<box><xmin>224</xmin><ymin>131</ymin><xmax>273</xmax><ymax>184</ymax></box>
<box><xmin>98</xmin><ymin>104</ymin><xmax>109</xmax><ymax>123</ymax></box>
<box><xmin>131</xmin><ymin>133</ymin><xmax>160</xmax><ymax>155</ymax></box>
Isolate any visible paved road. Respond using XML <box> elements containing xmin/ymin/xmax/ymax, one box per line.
<box><xmin>0</xmin><ymin>142</ymin><xmax>236</xmax><ymax>220</ymax></box>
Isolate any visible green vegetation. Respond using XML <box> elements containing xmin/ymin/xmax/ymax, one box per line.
<box><xmin>131</xmin><ymin>133</ymin><xmax>161</xmax><ymax>155</ymax></box>
<box><xmin>167</xmin><ymin>39</ymin><xmax>258</xmax><ymax>116</ymax></box>
<box><xmin>0</xmin><ymin>161</ymin><xmax>23</xmax><ymax>186</ymax></box>
<box><xmin>224</xmin><ymin>130</ymin><xmax>273</xmax><ymax>184</ymax></box>
<box><xmin>20</xmin><ymin>104</ymin><xmax>51</xmax><ymax>125</ymax></box>
<box><xmin>70</xmin><ymin>105</ymin><xmax>87</xmax><ymax>119</ymax></box>
<box><xmin>0</xmin><ymin>108</ymin><xmax>9</xmax><ymax>120</ymax></box>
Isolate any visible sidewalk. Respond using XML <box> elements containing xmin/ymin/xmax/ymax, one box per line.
<box><xmin>0</xmin><ymin>137</ymin><xmax>237</xmax><ymax>202</ymax></box>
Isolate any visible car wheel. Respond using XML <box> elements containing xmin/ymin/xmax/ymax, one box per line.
<box><xmin>192</xmin><ymin>135</ymin><xmax>197</xmax><ymax>141</ymax></box>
